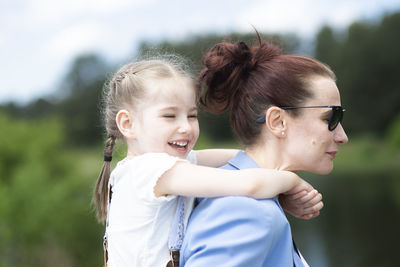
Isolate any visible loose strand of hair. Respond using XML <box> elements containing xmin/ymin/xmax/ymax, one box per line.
<box><xmin>249</xmin><ymin>25</ymin><xmax>263</xmax><ymax>47</ymax></box>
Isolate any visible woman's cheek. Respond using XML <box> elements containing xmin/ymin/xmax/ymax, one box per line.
<box><xmin>311</xmin><ymin>139</ymin><xmax>316</xmax><ymax>145</ymax></box>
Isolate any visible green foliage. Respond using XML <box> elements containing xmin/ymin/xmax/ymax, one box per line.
<box><xmin>386</xmin><ymin>114</ymin><xmax>400</xmax><ymax>149</ymax></box>
<box><xmin>332</xmin><ymin>134</ymin><xmax>400</xmax><ymax>173</ymax></box>
<box><xmin>2</xmin><ymin>13</ymin><xmax>400</xmax><ymax>145</ymax></box>
<box><xmin>0</xmin><ymin>113</ymin><xmax>103</xmax><ymax>267</ymax></box>
<box><xmin>315</xmin><ymin>13</ymin><xmax>400</xmax><ymax>136</ymax></box>
<box><xmin>0</xmin><ymin>98</ymin><xmax>56</xmax><ymax>120</ymax></box>
<box><xmin>0</xmin><ymin>54</ymin><xmax>111</xmax><ymax>147</ymax></box>
<box><xmin>315</xmin><ymin>26</ymin><xmax>341</xmax><ymax>70</ymax></box>
<box><xmin>56</xmin><ymin>54</ymin><xmax>111</xmax><ymax>146</ymax></box>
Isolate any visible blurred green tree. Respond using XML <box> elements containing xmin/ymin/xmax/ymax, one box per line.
<box><xmin>56</xmin><ymin>54</ymin><xmax>110</xmax><ymax>146</ymax></box>
<box><xmin>0</xmin><ymin>113</ymin><xmax>103</xmax><ymax>267</ymax></box>
<box><xmin>386</xmin><ymin>114</ymin><xmax>400</xmax><ymax>149</ymax></box>
<box><xmin>0</xmin><ymin>54</ymin><xmax>111</xmax><ymax>147</ymax></box>
<box><xmin>2</xmin><ymin>12</ymin><xmax>400</xmax><ymax>145</ymax></box>
<box><xmin>315</xmin><ymin>12</ymin><xmax>400</xmax><ymax>136</ymax></box>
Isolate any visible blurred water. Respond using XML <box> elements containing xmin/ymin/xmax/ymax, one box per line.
<box><xmin>289</xmin><ymin>173</ymin><xmax>400</xmax><ymax>267</ymax></box>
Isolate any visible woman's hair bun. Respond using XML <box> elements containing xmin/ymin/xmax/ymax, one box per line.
<box><xmin>198</xmin><ymin>34</ymin><xmax>284</xmax><ymax>114</ymax></box>
<box><xmin>232</xmin><ymin>41</ymin><xmax>256</xmax><ymax>72</ymax></box>
<box><xmin>199</xmin><ymin>40</ymin><xmax>257</xmax><ymax>113</ymax></box>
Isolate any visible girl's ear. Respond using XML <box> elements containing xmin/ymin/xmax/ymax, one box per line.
<box><xmin>265</xmin><ymin>106</ymin><xmax>287</xmax><ymax>138</ymax></box>
<box><xmin>116</xmin><ymin>109</ymin><xmax>135</xmax><ymax>138</ymax></box>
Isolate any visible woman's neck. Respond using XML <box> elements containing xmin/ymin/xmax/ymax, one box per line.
<box><xmin>245</xmin><ymin>142</ymin><xmax>295</xmax><ymax>172</ymax></box>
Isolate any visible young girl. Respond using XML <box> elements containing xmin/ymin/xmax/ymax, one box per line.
<box><xmin>93</xmin><ymin>58</ymin><xmax>322</xmax><ymax>267</ymax></box>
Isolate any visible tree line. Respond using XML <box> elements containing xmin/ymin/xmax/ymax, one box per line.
<box><xmin>1</xmin><ymin>12</ymin><xmax>400</xmax><ymax>146</ymax></box>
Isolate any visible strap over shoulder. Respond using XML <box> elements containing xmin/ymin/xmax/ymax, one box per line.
<box><xmin>166</xmin><ymin>196</ymin><xmax>186</xmax><ymax>267</ymax></box>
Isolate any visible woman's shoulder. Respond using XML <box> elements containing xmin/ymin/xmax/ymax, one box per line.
<box><xmin>186</xmin><ymin>197</ymin><xmax>287</xmax><ymax>242</ymax></box>
<box><xmin>197</xmin><ymin>196</ymin><xmax>283</xmax><ymax>223</ymax></box>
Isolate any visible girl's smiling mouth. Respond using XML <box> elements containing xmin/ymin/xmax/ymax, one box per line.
<box><xmin>168</xmin><ymin>140</ymin><xmax>189</xmax><ymax>151</ymax></box>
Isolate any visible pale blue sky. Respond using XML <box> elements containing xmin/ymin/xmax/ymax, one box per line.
<box><xmin>1</xmin><ymin>0</ymin><xmax>399</xmax><ymax>104</ymax></box>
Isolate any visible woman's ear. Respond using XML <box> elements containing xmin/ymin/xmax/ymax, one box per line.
<box><xmin>116</xmin><ymin>109</ymin><xmax>135</xmax><ymax>138</ymax></box>
<box><xmin>265</xmin><ymin>107</ymin><xmax>287</xmax><ymax>138</ymax></box>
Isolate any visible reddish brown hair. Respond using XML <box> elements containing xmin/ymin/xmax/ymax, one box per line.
<box><xmin>199</xmin><ymin>36</ymin><xmax>335</xmax><ymax>146</ymax></box>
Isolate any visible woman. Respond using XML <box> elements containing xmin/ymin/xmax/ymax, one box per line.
<box><xmin>180</xmin><ymin>37</ymin><xmax>348</xmax><ymax>266</ymax></box>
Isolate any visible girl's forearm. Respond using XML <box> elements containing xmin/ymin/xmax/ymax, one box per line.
<box><xmin>154</xmin><ymin>162</ymin><xmax>300</xmax><ymax>199</ymax></box>
<box><xmin>247</xmin><ymin>170</ymin><xmax>300</xmax><ymax>199</ymax></box>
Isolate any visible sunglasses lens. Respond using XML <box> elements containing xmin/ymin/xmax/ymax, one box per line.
<box><xmin>328</xmin><ymin>107</ymin><xmax>343</xmax><ymax>131</ymax></box>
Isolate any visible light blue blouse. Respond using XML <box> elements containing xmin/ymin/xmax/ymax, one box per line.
<box><xmin>180</xmin><ymin>151</ymin><xmax>306</xmax><ymax>267</ymax></box>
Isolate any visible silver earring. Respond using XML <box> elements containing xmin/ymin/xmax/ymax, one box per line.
<box><xmin>281</xmin><ymin>131</ymin><xmax>285</xmax><ymax>136</ymax></box>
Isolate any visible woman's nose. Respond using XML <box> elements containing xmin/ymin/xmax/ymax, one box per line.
<box><xmin>334</xmin><ymin>123</ymin><xmax>348</xmax><ymax>144</ymax></box>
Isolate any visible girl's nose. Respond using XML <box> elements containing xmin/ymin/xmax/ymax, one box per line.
<box><xmin>178</xmin><ymin>118</ymin><xmax>191</xmax><ymax>133</ymax></box>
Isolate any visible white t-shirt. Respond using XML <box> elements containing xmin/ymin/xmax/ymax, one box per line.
<box><xmin>106</xmin><ymin>152</ymin><xmax>196</xmax><ymax>267</ymax></box>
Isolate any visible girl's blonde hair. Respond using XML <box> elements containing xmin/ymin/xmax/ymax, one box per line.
<box><xmin>93</xmin><ymin>57</ymin><xmax>195</xmax><ymax>222</ymax></box>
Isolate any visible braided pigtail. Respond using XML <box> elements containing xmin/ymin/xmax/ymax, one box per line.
<box><xmin>93</xmin><ymin>135</ymin><xmax>116</xmax><ymax>222</ymax></box>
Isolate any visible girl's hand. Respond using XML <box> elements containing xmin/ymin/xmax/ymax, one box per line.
<box><xmin>279</xmin><ymin>180</ymin><xmax>324</xmax><ymax>220</ymax></box>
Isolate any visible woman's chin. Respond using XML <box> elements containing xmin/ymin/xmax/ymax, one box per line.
<box><xmin>315</xmin><ymin>165</ymin><xmax>334</xmax><ymax>175</ymax></box>
<box><xmin>306</xmin><ymin>163</ymin><xmax>334</xmax><ymax>175</ymax></box>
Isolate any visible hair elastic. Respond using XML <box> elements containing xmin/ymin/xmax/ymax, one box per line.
<box><xmin>104</xmin><ymin>156</ymin><xmax>112</xmax><ymax>162</ymax></box>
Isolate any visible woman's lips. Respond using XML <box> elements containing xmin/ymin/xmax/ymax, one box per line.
<box><xmin>326</xmin><ymin>151</ymin><xmax>337</xmax><ymax>159</ymax></box>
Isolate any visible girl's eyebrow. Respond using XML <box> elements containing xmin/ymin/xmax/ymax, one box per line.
<box><xmin>159</xmin><ymin>106</ymin><xmax>178</xmax><ymax>111</ymax></box>
<box><xmin>158</xmin><ymin>106</ymin><xmax>197</xmax><ymax>112</ymax></box>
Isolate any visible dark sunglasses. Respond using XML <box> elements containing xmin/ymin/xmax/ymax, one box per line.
<box><xmin>256</xmin><ymin>105</ymin><xmax>345</xmax><ymax>131</ymax></box>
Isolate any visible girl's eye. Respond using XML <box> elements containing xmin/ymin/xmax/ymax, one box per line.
<box><xmin>163</xmin><ymin>114</ymin><xmax>175</xmax><ymax>118</ymax></box>
<box><xmin>188</xmin><ymin>114</ymin><xmax>198</xmax><ymax>119</ymax></box>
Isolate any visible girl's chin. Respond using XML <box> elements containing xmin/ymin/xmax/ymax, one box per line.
<box><xmin>168</xmin><ymin>149</ymin><xmax>190</xmax><ymax>159</ymax></box>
